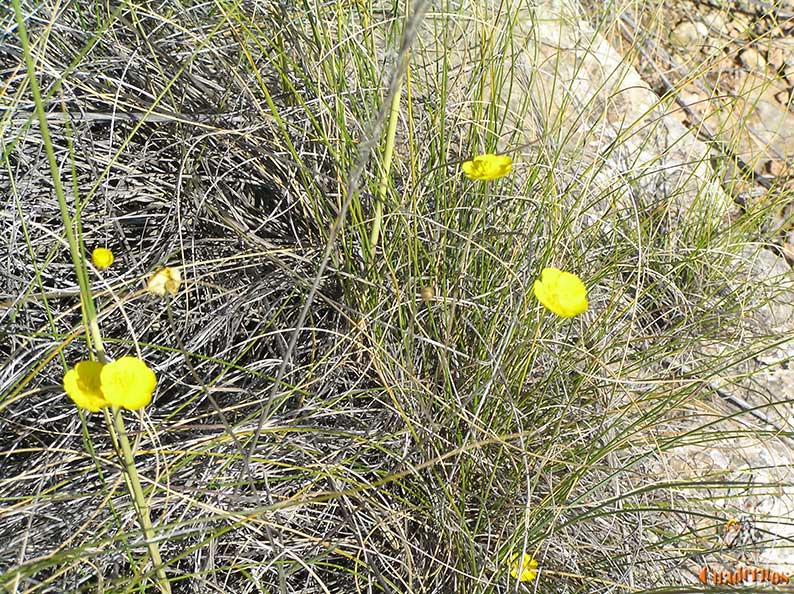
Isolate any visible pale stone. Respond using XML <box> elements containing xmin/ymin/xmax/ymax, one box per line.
<box><xmin>766</xmin><ymin>159</ymin><xmax>787</xmax><ymax>177</ymax></box>
<box><xmin>738</xmin><ymin>245</ymin><xmax>794</xmax><ymax>329</ymax></box>
<box><xmin>767</xmin><ymin>45</ymin><xmax>787</xmax><ymax>72</ymax></box>
<box><xmin>700</xmin><ymin>13</ymin><xmax>728</xmax><ymax>35</ymax></box>
<box><xmin>770</xmin><ymin>39</ymin><xmax>794</xmax><ymax>81</ymax></box>
<box><xmin>740</xmin><ymin>47</ymin><xmax>767</xmax><ymax>71</ymax></box>
<box><xmin>670</xmin><ymin>21</ymin><xmax>708</xmax><ymax>47</ymax></box>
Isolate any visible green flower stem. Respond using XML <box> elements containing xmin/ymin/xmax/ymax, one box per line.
<box><xmin>368</xmin><ymin>60</ymin><xmax>405</xmax><ymax>264</ymax></box>
<box><xmin>13</xmin><ymin>5</ymin><xmax>169</xmax><ymax>592</ymax></box>
<box><xmin>106</xmin><ymin>408</ymin><xmax>171</xmax><ymax>594</ymax></box>
<box><xmin>12</xmin><ymin>0</ymin><xmax>105</xmax><ymax>362</ymax></box>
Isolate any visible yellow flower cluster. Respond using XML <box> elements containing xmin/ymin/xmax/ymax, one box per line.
<box><xmin>63</xmin><ymin>357</ymin><xmax>157</xmax><ymax>411</ymax></box>
<box><xmin>533</xmin><ymin>267</ymin><xmax>588</xmax><ymax>318</ymax></box>
<box><xmin>459</xmin><ymin>153</ymin><xmax>589</xmax><ymax>318</ymax></box>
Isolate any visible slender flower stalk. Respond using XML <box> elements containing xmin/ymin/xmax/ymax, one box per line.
<box><xmin>12</xmin><ymin>0</ymin><xmax>106</xmax><ymax>361</ymax></box>
<box><xmin>13</xmin><ymin>3</ymin><xmax>170</xmax><ymax>591</ymax></box>
<box><xmin>105</xmin><ymin>408</ymin><xmax>169</xmax><ymax>592</ymax></box>
<box><xmin>368</xmin><ymin>52</ymin><xmax>406</xmax><ymax>264</ymax></box>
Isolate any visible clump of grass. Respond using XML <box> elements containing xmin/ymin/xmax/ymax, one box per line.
<box><xmin>2</xmin><ymin>0</ymin><xmax>793</xmax><ymax>593</ymax></box>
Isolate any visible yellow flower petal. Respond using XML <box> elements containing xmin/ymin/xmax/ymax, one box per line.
<box><xmin>146</xmin><ymin>267</ymin><xmax>181</xmax><ymax>296</ymax></box>
<box><xmin>91</xmin><ymin>247</ymin><xmax>114</xmax><ymax>270</ymax></box>
<box><xmin>510</xmin><ymin>553</ymin><xmax>538</xmax><ymax>582</ymax></box>
<box><xmin>461</xmin><ymin>153</ymin><xmax>513</xmax><ymax>181</ymax></box>
<box><xmin>100</xmin><ymin>357</ymin><xmax>157</xmax><ymax>410</ymax></box>
<box><xmin>63</xmin><ymin>360</ymin><xmax>109</xmax><ymax>412</ymax></box>
<box><xmin>533</xmin><ymin>267</ymin><xmax>588</xmax><ymax>318</ymax></box>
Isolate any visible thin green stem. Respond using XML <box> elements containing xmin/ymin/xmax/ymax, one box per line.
<box><xmin>12</xmin><ymin>0</ymin><xmax>105</xmax><ymax>361</ymax></box>
<box><xmin>106</xmin><ymin>408</ymin><xmax>171</xmax><ymax>594</ymax></box>
<box><xmin>368</xmin><ymin>61</ymin><xmax>405</xmax><ymax>263</ymax></box>
<box><xmin>13</xmin><ymin>4</ymin><xmax>169</xmax><ymax>592</ymax></box>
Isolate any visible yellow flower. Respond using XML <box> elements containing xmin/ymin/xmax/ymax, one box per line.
<box><xmin>100</xmin><ymin>357</ymin><xmax>157</xmax><ymax>410</ymax></box>
<box><xmin>63</xmin><ymin>357</ymin><xmax>157</xmax><ymax>411</ymax></box>
<box><xmin>63</xmin><ymin>360</ymin><xmax>109</xmax><ymax>412</ymax></box>
<box><xmin>461</xmin><ymin>153</ymin><xmax>513</xmax><ymax>181</ymax></box>
<box><xmin>146</xmin><ymin>267</ymin><xmax>181</xmax><ymax>296</ymax></box>
<box><xmin>510</xmin><ymin>552</ymin><xmax>538</xmax><ymax>582</ymax></box>
<box><xmin>92</xmin><ymin>247</ymin><xmax>114</xmax><ymax>270</ymax></box>
<box><xmin>533</xmin><ymin>267</ymin><xmax>588</xmax><ymax>318</ymax></box>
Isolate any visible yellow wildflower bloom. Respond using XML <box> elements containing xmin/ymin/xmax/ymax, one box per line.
<box><xmin>461</xmin><ymin>153</ymin><xmax>513</xmax><ymax>181</ymax></box>
<box><xmin>100</xmin><ymin>357</ymin><xmax>157</xmax><ymax>410</ymax></box>
<box><xmin>63</xmin><ymin>357</ymin><xmax>157</xmax><ymax>412</ymax></box>
<box><xmin>63</xmin><ymin>360</ymin><xmax>109</xmax><ymax>412</ymax></box>
<box><xmin>91</xmin><ymin>247</ymin><xmax>114</xmax><ymax>270</ymax></box>
<box><xmin>510</xmin><ymin>552</ymin><xmax>538</xmax><ymax>582</ymax></box>
<box><xmin>146</xmin><ymin>267</ymin><xmax>181</xmax><ymax>296</ymax></box>
<box><xmin>533</xmin><ymin>267</ymin><xmax>588</xmax><ymax>318</ymax></box>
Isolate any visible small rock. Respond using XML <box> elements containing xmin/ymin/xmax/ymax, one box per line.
<box><xmin>680</xmin><ymin>89</ymin><xmax>708</xmax><ymax>112</ymax></box>
<box><xmin>670</xmin><ymin>21</ymin><xmax>708</xmax><ymax>48</ymax></box>
<box><xmin>775</xmin><ymin>89</ymin><xmax>791</xmax><ymax>106</ymax></box>
<box><xmin>766</xmin><ymin>159</ymin><xmax>787</xmax><ymax>176</ymax></box>
<box><xmin>767</xmin><ymin>25</ymin><xmax>785</xmax><ymax>38</ymax></box>
<box><xmin>700</xmin><ymin>13</ymin><xmax>728</xmax><ymax>35</ymax></box>
<box><xmin>739</xmin><ymin>47</ymin><xmax>766</xmax><ymax>71</ymax></box>
<box><xmin>739</xmin><ymin>245</ymin><xmax>794</xmax><ymax>329</ymax></box>
<box><xmin>727</xmin><ymin>13</ymin><xmax>752</xmax><ymax>36</ymax></box>
<box><xmin>767</xmin><ymin>45</ymin><xmax>787</xmax><ymax>72</ymax></box>
<box><xmin>770</xmin><ymin>39</ymin><xmax>794</xmax><ymax>80</ymax></box>
<box><xmin>753</xmin><ymin>99</ymin><xmax>794</xmax><ymax>150</ymax></box>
